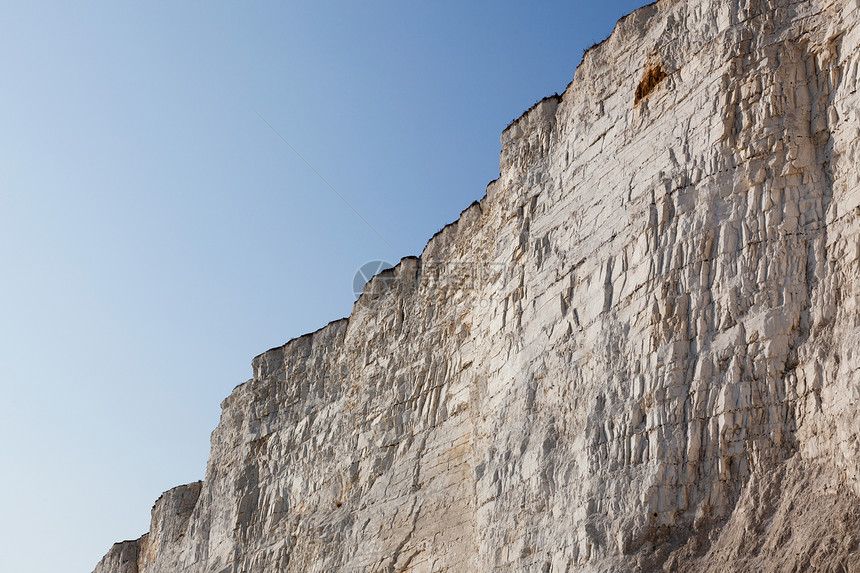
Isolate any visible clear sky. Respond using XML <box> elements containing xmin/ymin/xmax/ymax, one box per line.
<box><xmin>0</xmin><ymin>1</ymin><xmax>648</xmax><ymax>570</ymax></box>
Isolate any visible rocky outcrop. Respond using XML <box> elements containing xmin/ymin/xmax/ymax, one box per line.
<box><xmin>95</xmin><ymin>0</ymin><xmax>860</xmax><ymax>570</ymax></box>
<box><xmin>95</xmin><ymin>483</ymin><xmax>202</xmax><ymax>573</ymax></box>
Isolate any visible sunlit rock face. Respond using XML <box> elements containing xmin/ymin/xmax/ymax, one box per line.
<box><xmin>94</xmin><ymin>0</ymin><xmax>860</xmax><ymax>571</ymax></box>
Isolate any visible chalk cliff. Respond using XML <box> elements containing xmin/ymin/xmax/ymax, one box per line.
<box><xmin>94</xmin><ymin>0</ymin><xmax>860</xmax><ymax>570</ymax></box>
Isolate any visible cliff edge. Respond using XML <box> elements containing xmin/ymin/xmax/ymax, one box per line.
<box><xmin>95</xmin><ymin>0</ymin><xmax>860</xmax><ymax>570</ymax></box>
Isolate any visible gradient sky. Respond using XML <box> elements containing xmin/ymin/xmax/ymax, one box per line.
<box><xmin>0</xmin><ymin>1</ymin><xmax>648</xmax><ymax>570</ymax></box>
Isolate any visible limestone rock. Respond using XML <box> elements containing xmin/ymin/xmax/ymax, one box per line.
<box><xmin>95</xmin><ymin>0</ymin><xmax>860</xmax><ymax>570</ymax></box>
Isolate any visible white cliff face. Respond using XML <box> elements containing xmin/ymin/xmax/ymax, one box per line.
<box><xmin>94</xmin><ymin>0</ymin><xmax>860</xmax><ymax>571</ymax></box>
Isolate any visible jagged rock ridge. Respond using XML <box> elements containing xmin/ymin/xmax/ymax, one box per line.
<box><xmin>95</xmin><ymin>0</ymin><xmax>860</xmax><ymax>571</ymax></box>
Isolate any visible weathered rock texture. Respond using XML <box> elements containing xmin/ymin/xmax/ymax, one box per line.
<box><xmin>95</xmin><ymin>0</ymin><xmax>860</xmax><ymax>570</ymax></box>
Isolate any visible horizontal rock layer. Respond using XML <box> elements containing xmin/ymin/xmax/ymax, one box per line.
<box><xmin>95</xmin><ymin>0</ymin><xmax>860</xmax><ymax>571</ymax></box>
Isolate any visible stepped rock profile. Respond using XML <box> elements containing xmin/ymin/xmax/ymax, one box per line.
<box><xmin>95</xmin><ymin>0</ymin><xmax>860</xmax><ymax>571</ymax></box>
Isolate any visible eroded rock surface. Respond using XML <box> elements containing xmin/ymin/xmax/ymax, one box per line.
<box><xmin>95</xmin><ymin>0</ymin><xmax>860</xmax><ymax>570</ymax></box>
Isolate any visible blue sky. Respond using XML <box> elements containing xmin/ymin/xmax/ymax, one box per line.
<box><xmin>0</xmin><ymin>1</ymin><xmax>647</xmax><ymax>570</ymax></box>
